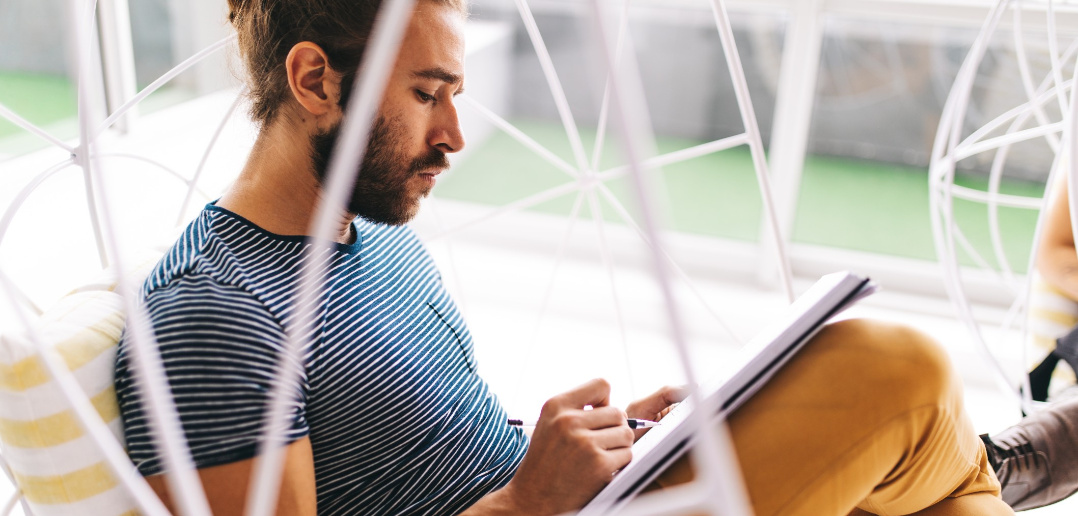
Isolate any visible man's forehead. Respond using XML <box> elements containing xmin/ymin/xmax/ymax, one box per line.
<box><xmin>398</xmin><ymin>3</ymin><xmax>466</xmax><ymax>77</ymax></box>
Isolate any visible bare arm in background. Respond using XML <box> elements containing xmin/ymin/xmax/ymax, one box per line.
<box><xmin>1037</xmin><ymin>178</ymin><xmax>1078</xmax><ymax>301</ymax></box>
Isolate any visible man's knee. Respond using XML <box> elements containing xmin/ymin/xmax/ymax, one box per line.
<box><xmin>813</xmin><ymin>318</ymin><xmax>958</xmax><ymax>407</ymax></box>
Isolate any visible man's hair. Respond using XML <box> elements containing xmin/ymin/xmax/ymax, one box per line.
<box><xmin>227</xmin><ymin>0</ymin><xmax>467</xmax><ymax>128</ymax></box>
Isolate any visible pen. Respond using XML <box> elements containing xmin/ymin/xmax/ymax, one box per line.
<box><xmin>507</xmin><ymin>418</ymin><xmax>660</xmax><ymax>429</ymax></box>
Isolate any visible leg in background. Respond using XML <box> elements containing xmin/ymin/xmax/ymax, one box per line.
<box><xmin>651</xmin><ymin>318</ymin><xmax>1013</xmax><ymax>516</ymax></box>
<box><xmin>1029</xmin><ymin>352</ymin><xmax>1061</xmax><ymax>403</ymax></box>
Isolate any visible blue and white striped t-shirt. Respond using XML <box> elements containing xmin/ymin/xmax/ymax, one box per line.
<box><xmin>114</xmin><ymin>204</ymin><xmax>528</xmax><ymax>515</ymax></box>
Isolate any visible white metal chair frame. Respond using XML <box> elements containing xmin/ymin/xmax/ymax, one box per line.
<box><xmin>929</xmin><ymin>0</ymin><xmax>1078</xmax><ymax>415</ymax></box>
<box><xmin>0</xmin><ymin>0</ymin><xmax>808</xmax><ymax>514</ymax></box>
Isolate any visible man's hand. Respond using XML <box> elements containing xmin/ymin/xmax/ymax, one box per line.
<box><xmin>625</xmin><ymin>385</ymin><xmax>689</xmax><ymax>441</ymax></box>
<box><xmin>499</xmin><ymin>378</ymin><xmax>634</xmax><ymax>515</ymax></box>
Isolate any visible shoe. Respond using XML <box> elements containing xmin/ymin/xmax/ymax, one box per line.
<box><xmin>982</xmin><ymin>397</ymin><xmax>1078</xmax><ymax>511</ymax></box>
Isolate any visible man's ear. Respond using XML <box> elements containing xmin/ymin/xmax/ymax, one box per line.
<box><xmin>285</xmin><ymin>42</ymin><xmax>340</xmax><ymax>117</ymax></box>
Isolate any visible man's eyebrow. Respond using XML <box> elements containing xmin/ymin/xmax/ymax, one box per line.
<box><xmin>412</xmin><ymin>68</ymin><xmax>463</xmax><ymax>86</ymax></box>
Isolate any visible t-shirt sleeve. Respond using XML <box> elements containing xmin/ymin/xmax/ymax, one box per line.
<box><xmin>115</xmin><ymin>275</ymin><xmax>309</xmax><ymax>476</ymax></box>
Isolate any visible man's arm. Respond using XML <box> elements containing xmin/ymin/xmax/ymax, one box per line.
<box><xmin>116</xmin><ymin>279</ymin><xmax>315</xmax><ymax>514</ymax></box>
<box><xmin>1037</xmin><ymin>178</ymin><xmax>1078</xmax><ymax>301</ymax></box>
<box><xmin>145</xmin><ymin>437</ymin><xmax>317</xmax><ymax>516</ymax></box>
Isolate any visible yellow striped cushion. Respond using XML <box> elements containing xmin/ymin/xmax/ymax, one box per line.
<box><xmin>0</xmin><ymin>290</ymin><xmax>139</xmax><ymax>515</ymax></box>
<box><xmin>1028</xmin><ymin>274</ymin><xmax>1078</xmax><ymax>384</ymax></box>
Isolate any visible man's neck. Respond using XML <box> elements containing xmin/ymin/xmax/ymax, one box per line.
<box><xmin>218</xmin><ymin>127</ymin><xmax>356</xmax><ymax>245</ymax></box>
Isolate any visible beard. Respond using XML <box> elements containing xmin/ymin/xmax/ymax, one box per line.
<box><xmin>310</xmin><ymin>114</ymin><xmax>450</xmax><ymax>226</ymax></box>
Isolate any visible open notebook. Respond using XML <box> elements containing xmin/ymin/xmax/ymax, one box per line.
<box><xmin>580</xmin><ymin>271</ymin><xmax>877</xmax><ymax>515</ymax></box>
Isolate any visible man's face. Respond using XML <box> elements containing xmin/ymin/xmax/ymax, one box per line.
<box><xmin>312</xmin><ymin>2</ymin><xmax>467</xmax><ymax>225</ymax></box>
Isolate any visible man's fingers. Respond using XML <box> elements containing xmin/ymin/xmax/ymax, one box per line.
<box><xmin>549</xmin><ymin>378</ymin><xmax>613</xmax><ymax>410</ymax></box>
<box><xmin>592</xmin><ymin>425</ymin><xmax>635</xmax><ymax>451</ymax></box>
<box><xmin>660</xmin><ymin>385</ymin><xmax>690</xmax><ymax>405</ymax></box>
<box><xmin>602</xmin><ymin>447</ymin><xmax>633</xmax><ymax>474</ymax></box>
<box><xmin>627</xmin><ymin>385</ymin><xmax>690</xmax><ymax>419</ymax></box>
<box><xmin>579</xmin><ymin>405</ymin><xmax>627</xmax><ymax>429</ymax></box>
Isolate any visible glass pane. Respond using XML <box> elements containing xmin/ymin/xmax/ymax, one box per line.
<box><xmin>128</xmin><ymin>0</ymin><xmax>235</xmax><ymax>114</ymax></box>
<box><xmin>0</xmin><ymin>1</ymin><xmax>79</xmax><ymax>159</ymax></box>
<box><xmin>441</xmin><ymin>1</ymin><xmax>785</xmax><ymax>243</ymax></box>
<box><xmin>792</xmin><ymin>16</ymin><xmax>1057</xmax><ymax>271</ymax></box>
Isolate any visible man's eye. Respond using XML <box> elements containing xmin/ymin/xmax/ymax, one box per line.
<box><xmin>416</xmin><ymin>90</ymin><xmax>435</xmax><ymax>103</ymax></box>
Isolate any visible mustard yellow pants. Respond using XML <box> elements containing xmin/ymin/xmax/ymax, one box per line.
<box><xmin>653</xmin><ymin>319</ymin><xmax>1014</xmax><ymax>516</ymax></box>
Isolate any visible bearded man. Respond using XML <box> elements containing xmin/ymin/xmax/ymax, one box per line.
<box><xmin>115</xmin><ymin>1</ymin><xmax>1078</xmax><ymax>514</ymax></box>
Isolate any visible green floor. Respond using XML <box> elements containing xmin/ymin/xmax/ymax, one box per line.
<box><xmin>437</xmin><ymin>120</ymin><xmax>1045</xmax><ymax>271</ymax></box>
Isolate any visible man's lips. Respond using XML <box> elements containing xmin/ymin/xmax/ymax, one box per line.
<box><xmin>417</xmin><ymin>168</ymin><xmax>444</xmax><ymax>188</ymax></box>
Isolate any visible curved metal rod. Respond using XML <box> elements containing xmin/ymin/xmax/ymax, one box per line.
<box><xmin>0</xmin><ymin>158</ymin><xmax>73</xmax><ymax>318</ymax></box>
<box><xmin>424</xmin><ymin>179</ymin><xmax>582</xmax><ymax>242</ymax></box>
<box><xmin>96</xmin><ymin>152</ymin><xmax>212</xmax><ymax>198</ymax></box>
<box><xmin>585</xmin><ymin>190</ymin><xmax>636</xmax><ymax>399</ymax></box>
<box><xmin>587</xmin><ymin>1</ymin><xmax>752</xmax><ymax>513</ymax></box>
<box><xmin>987</xmin><ymin>139</ymin><xmax>1022</xmax><ymax>286</ymax></box>
<box><xmin>590</xmin><ymin>0</ymin><xmax>631</xmax><ymax>174</ymax></box>
<box><xmin>0</xmin><ymin>456</ymin><xmax>25</xmax><ymax>516</ymax></box>
<box><xmin>1013</xmin><ymin>5</ymin><xmax>1062</xmax><ymax>153</ymax></box>
<box><xmin>952</xmin><ymin>221</ymin><xmax>1014</xmax><ymax>291</ymax></box>
<box><xmin>596</xmin><ymin>183</ymin><xmax>743</xmax><ymax>346</ymax></box>
<box><xmin>72</xmin><ymin>0</ymin><xmax>212</xmax><ymax>512</ymax></box>
<box><xmin>457</xmin><ymin>94</ymin><xmax>578</xmax><ymax>179</ymax></box>
<box><xmin>932</xmin><ymin>183</ymin><xmax>1025</xmax><ymax>405</ymax></box>
<box><xmin>596</xmin><ymin>133</ymin><xmax>750</xmax><ymax>183</ymax></box>
<box><xmin>3</xmin><ymin>278</ymin><xmax>42</xmax><ymax>318</ymax></box>
<box><xmin>947</xmin><ymin>183</ymin><xmax>1047</xmax><ymax>210</ymax></box>
<box><xmin>929</xmin><ymin>0</ymin><xmax>1023</xmax><ymax>409</ymax></box>
<box><xmin>0</xmin><ymin>269</ymin><xmax>171</xmax><ymax>516</ymax></box>
<box><xmin>0</xmin><ymin>154</ymin><xmax>209</xmax><ymax>256</ymax></box>
<box><xmin>247</xmin><ymin>1</ymin><xmax>416</xmax><ymax>515</ymax></box>
<box><xmin>983</xmin><ymin>37</ymin><xmax>1078</xmax><ymax>286</ymax></box>
<box><xmin>70</xmin><ymin>0</ymin><xmax>109</xmax><ymax>270</ymax></box>
<box><xmin>956</xmin><ymin>121</ymin><xmax>1065</xmax><ymax>162</ymax></box>
<box><xmin>178</xmin><ymin>87</ymin><xmax>247</xmax><ymax>226</ymax></box>
<box><xmin>0</xmin><ymin>492</ymin><xmax>19</xmax><ymax>516</ymax></box>
<box><xmin>423</xmin><ymin>197</ymin><xmax>471</xmax><ymax>316</ymax></box>
<box><xmin>957</xmin><ymin>80</ymin><xmax>1072</xmax><ymax>158</ymax></box>
<box><xmin>509</xmin><ymin>191</ymin><xmax>586</xmax><ymax>401</ymax></box>
<box><xmin>95</xmin><ymin>35</ymin><xmax>237</xmax><ymax>137</ymax></box>
<box><xmin>707</xmin><ymin>0</ymin><xmax>793</xmax><ymax>303</ymax></box>
<box><xmin>0</xmin><ymin>103</ymin><xmax>75</xmax><ymax>154</ymax></box>
<box><xmin>1046</xmin><ymin>0</ymin><xmax>1069</xmax><ymax>117</ymax></box>
<box><xmin>931</xmin><ymin>179</ymin><xmax>1024</xmax><ymax>408</ymax></box>
<box><xmin>513</xmin><ymin>0</ymin><xmax>588</xmax><ymax>175</ymax></box>
<box><xmin>0</xmin><ymin>159</ymin><xmax>76</xmax><ymax>248</ymax></box>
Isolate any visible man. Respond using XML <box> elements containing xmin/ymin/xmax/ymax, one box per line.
<box><xmin>115</xmin><ymin>0</ymin><xmax>1078</xmax><ymax>514</ymax></box>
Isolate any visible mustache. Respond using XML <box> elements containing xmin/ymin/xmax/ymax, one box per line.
<box><xmin>409</xmin><ymin>148</ymin><xmax>450</xmax><ymax>174</ymax></box>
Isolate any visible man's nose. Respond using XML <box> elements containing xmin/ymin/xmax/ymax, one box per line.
<box><xmin>430</xmin><ymin>100</ymin><xmax>466</xmax><ymax>154</ymax></box>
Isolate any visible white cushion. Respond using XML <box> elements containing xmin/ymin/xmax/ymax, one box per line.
<box><xmin>0</xmin><ymin>252</ymin><xmax>163</xmax><ymax>515</ymax></box>
<box><xmin>0</xmin><ymin>290</ymin><xmax>137</xmax><ymax>515</ymax></box>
